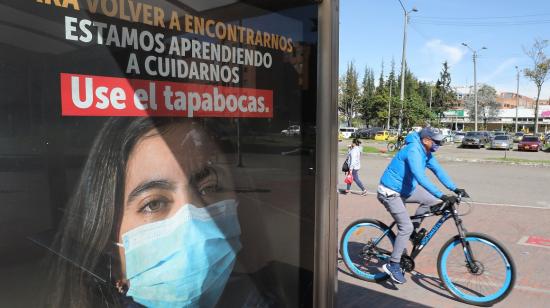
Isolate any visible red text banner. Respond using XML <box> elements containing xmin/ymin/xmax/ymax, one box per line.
<box><xmin>60</xmin><ymin>73</ymin><xmax>273</xmax><ymax>118</ymax></box>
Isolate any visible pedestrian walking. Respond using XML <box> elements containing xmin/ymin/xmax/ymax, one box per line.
<box><xmin>345</xmin><ymin>139</ymin><xmax>367</xmax><ymax>195</ymax></box>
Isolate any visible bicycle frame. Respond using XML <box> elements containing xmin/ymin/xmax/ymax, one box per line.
<box><xmin>371</xmin><ymin>199</ymin><xmax>477</xmax><ymax>269</ymax></box>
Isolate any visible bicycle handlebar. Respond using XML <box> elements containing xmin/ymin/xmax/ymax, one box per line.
<box><xmin>430</xmin><ymin>191</ymin><xmax>469</xmax><ymax>214</ymax></box>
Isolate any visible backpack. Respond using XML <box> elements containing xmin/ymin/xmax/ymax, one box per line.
<box><xmin>341</xmin><ymin>154</ymin><xmax>350</xmax><ymax>172</ymax></box>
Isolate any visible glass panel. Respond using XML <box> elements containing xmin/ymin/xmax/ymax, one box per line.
<box><xmin>0</xmin><ymin>1</ymin><xmax>318</xmax><ymax>306</ymax></box>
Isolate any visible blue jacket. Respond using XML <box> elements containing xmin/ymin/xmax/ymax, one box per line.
<box><xmin>380</xmin><ymin>132</ymin><xmax>456</xmax><ymax>198</ymax></box>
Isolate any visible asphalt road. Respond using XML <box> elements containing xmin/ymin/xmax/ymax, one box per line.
<box><xmin>337</xmin><ymin>143</ymin><xmax>550</xmax><ymax>307</ymax></box>
<box><xmin>338</xmin><ymin>142</ymin><xmax>550</xmax><ymax>208</ymax></box>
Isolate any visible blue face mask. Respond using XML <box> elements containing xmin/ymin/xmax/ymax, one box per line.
<box><xmin>119</xmin><ymin>199</ymin><xmax>241</xmax><ymax>308</ymax></box>
<box><xmin>430</xmin><ymin>142</ymin><xmax>440</xmax><ymax>152</ymax></box>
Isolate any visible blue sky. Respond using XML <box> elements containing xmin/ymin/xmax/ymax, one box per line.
<box><xmin>340</xmin><ymin>0</ymin><xmax>550</xmax><ymax>99</ymax></box>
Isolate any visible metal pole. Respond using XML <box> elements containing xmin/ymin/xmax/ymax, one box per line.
<box><xmin>314</xmin><ymin>0</ymin><xmax>339</xmax><ymax>306</ymax></box>
<box><xmin>473</xmin><ymin>51</ymin><xmax>478</xmax><ymax>131</ymax></box>
<box><xmin>515</xmin><ymin>66</ymin><xmax>520</xmax><ymax>133</ymax></box>
<box><xmin>236</xmin><ymin>119</ymin><xmax>243</xmax><ymax>167</ymax></box>
<box><xmin>387</xmin><ymin>78</ymin><xmax>392</xmax><ymax>129</ymax></box>
<box><xmin>398</xmin><ymin>11</ymin><xmax>408</xmax><ymax>136</ymax></box>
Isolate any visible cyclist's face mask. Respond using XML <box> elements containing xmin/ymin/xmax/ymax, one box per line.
<box><xmin>430</xmin><ymin>139</ymin><xmax>441</xmax><ymax>152</ymax></box>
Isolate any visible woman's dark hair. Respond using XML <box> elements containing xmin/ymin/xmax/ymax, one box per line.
<box><xmin>352</xmin><ymin>138</ymin><xmax>361</xmax><ymax>146</ymax></box>
<box><xmin>48</xmin><ymin>117</ymin><xmax>203</xmax><ymax>307</ymax></box>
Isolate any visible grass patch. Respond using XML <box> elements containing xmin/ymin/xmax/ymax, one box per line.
<box><xmin>339</xmin><ymin>145</ymin><xmax>384</xmax><ymax>154</ymax></box>
<box><xmin>363</xmin><ymin>146</ymin><xmax>382</xmax><ymax>154</ymax></box>
<box><xmin>488</xmin><ymin>157</ymin><xmax>550</xmax><ymax>164</ymax></box>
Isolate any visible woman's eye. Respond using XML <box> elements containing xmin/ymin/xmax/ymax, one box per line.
<box><xmin>199</xmin><ymin>183</ymin><xmax>220</xmax><ymax>195</ymax></box>
<box><xmin>140</xmin><ymin>199</ymin><xmax>167</xmax><ymax>214</ymax></box>
<box><xmin>193</xmin><ymin>167</ymin><xmax>221</xmax><ymax>195</ymax></box>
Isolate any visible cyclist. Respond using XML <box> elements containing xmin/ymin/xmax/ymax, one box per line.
<box><xmin>377</xmin><ymin>127</ymin><xmax>466</xmax><ymax>284</ymax></box>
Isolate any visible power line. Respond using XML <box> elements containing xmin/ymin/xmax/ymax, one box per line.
<box><xmin>414</xmin><ymin>12</ymin><xmax>550</xmax><ymax>21</ymax></box>
<box><xmin>412</xmin><ymin>18</ymin><xmax>550</xmax><ymax>27</ymax></box>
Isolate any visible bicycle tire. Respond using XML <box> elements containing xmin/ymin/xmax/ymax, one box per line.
<box><xmin>387</xmin><ymin>142</ymin><xmax>396</xmax><ymax>152</ymax></box>
<box><xmin>340</xmin><ymin>219</ymin><xmax>396</xmax><ymax>282</ymax></box>
<box><xmin>437</xmin><ymin>232</ymin><xmax>516</xmax><ymax>306</ymax></box>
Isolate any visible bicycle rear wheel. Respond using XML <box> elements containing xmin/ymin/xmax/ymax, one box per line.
<box><xmin>437</xmin><ymin>232</ymin><xmax>516</xmax><ymax>306</ymax></box>
<box><xmin>387</xmin><ymin>143</ymin><xmax>396</xmax><ymax>152</ymax></box>
<box><xmin>340</xmin><ymin>219</ymin><xmax>395</xmax><ymax>282</ymax></box>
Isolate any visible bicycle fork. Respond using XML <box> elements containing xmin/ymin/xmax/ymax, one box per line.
<box><xmin>452</xmin><ymin>212</ymin><xmax>480</xmax><ymax>274</ymax></box>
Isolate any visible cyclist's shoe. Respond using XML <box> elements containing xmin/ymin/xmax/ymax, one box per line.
<box><xmin>383</xmin><ymin>262</ymin><xmax>406</xmax><ymax>284</ymax></box>
<box><xmin>361</xmin><ymin>190</ymin><xmax>368</xmax><ymax>196</ymax></box>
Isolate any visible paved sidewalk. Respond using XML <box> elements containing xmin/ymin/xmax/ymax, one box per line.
<box><xmin>337</xmin><ymin>193</ymin><xmax>550</xmax><ymax>308</ymax></box>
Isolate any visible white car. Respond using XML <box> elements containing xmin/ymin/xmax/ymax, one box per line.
<box><xmin>281</xmin><ymin>125</ymin><xmax>301</xmax><ymax>136</ymax></box>
<box><xmin>339</xmin><ymin>127</ymin><xmax>357</xmax><ymax>139</ymax></box>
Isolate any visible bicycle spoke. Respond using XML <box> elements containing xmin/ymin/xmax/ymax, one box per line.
<box><xmin>440</xmin><ymin>236</ymin><xmax>514</xmax><ymax>304</ymax></box>
<box><xmin>341</xmin><ymin>222</ymin><xmax>395</xmax><ymax>281</ymax></box>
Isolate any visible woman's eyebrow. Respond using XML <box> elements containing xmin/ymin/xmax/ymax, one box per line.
<box><xmin>127</xmin><ymin>180</ymin><xmax>175</xmax><ymax>203</ymax></box>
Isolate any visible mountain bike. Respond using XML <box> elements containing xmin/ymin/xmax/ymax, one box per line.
<box><xmin>387</xmin><ymin>135</ymin><xmax>405</xmax><ymax>152</ymax></box>
<box><xmin>386</xmin><ymin>140</ymin><xmax>404</xmax><ymax>152</ymax></box>
<box><xmin>340</xmin><ymin>192</ymin><xmax>516</xmax><ymax>306</ymax></box>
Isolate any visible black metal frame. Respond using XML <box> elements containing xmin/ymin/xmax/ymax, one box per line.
<box><xmin>374</xmin><ymin>195</ymin><xmax>478</xmax><ymax>272</ymax></box>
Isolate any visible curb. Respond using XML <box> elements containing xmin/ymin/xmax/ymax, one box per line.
<box><xmin>339</xmin><ymin>151</ymin><xmax>550</xmax><ymax>167</ymax></box>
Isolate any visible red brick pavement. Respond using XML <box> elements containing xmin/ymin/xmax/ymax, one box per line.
<box><xmin>337</xmin><ymin>193</ymin><xmax>550</xmax><ymax>308</ymax></box>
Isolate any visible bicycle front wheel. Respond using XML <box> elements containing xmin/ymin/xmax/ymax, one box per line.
<box><xmin>437</xmin><ymin>232</ymin><xmax>516</xmax><ymax>306</ymax></box>
<box><xmin>340</xmin><ymin>219</ymin><xmax>395</xmax><ymax>282</ymax></box>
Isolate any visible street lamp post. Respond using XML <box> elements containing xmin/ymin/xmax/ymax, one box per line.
<box><xmin>515</xmin><ymin>66</ymin><xmax>520</xmax><ymax>133</ymax></box>
<box><xmin>397</xmin><ymin>0</ymin><xmax>417</xmax><ymax>136</ymax></box>
<box><xmin>387</xmin><ymin>77</ymin><xmax>392</xmax><ymax>130</ymax></box>
<box><xmin>462</xmin><ymin>43</ymin><xmax>487</xmax><ymax>131</ymax></box>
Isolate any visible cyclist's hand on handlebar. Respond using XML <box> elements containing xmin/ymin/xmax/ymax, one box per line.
<box><xmin>453</xmin><ymin>188</ymin><xmax>469</xmax><ymax>198</ymax></box>
<box><xmin>440</xmin><ymin>194</ymin><xmax>458</xmax><ymax>205</ymax></box>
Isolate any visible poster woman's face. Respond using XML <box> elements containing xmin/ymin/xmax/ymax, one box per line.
<box><xmin>117</xmin><ymin>122</ymin><xmax>236</xmax><ymax>279</ymax></box>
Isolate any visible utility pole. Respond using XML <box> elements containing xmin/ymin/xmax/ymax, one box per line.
<box><xmin>515</xmin><ymin>66</ymin><xmax>520</xmax><ymax>133</ymax></box>
<box><xmin>462</xmin><ymin>43</ymin><xmax>486</xmax><ymax>131</ymax></box>
<box><xmin>398</xmin><ymin>0</ymin><xmax>417</xmax><ymax>136</ymax></box>
<box><xmin>387</xmin><ymin>78</ymin><xmax>392</xmax><ymax>129</ymax></box>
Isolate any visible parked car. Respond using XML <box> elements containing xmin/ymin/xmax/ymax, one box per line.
<box><xmin>489</xmin><ymin>135</ymin><xmax>513</xmax><ymax>150</ymax></box>
<box><xmin>361</xmin><ymin>127</ymin><xmax>383</xmax><ymax>139</ymax></box>
<box><xmin>351</xmin><ymin>127</ymin><xmax>380</xmax><ymax>139</ymax></box>
<box><xmin>281</xmin><ymin>125</ymin><xmax>300</xmax><ymax>136</ymax></box>
<box><xmin>437</xmin><ymin>128</ymin><xmax>453</xmax><ymax>143</ymax></box>
<box><xmin>374</xmin><ymin>130</ymin><xmax>397</xmax><ymax>141</ymax></box>
<box><xmin>518</xmin><ymin>135</ymin><xmax>542</xmax><ymax>151</ymax></box>
<box><xmin>339</xmin><ymin>127</ymin><xmax>357</xmax><ymax>139</ymax></box>
<box><xmin>453</xmin><ymin>132</ymin><xmax>466</xmax><ymax>144</ymax></box>
<box><xmin>461</xmin><ymin>131</ymin><xmax>490</xmax><ymax>148</ymax></box>
<box><xmin>490</xmin><ymin>131</ymin><xmax>507</xmax><ymax>141</ymax></box>
<box><xmin>512</xmin><ymin>132</ymin><xmax>525</xmax><ymax>143</ymax></box>
<box><xmin>338</xmin><ymin>131</ymin><xmax>344</xmax><ymax>142</ymax></box>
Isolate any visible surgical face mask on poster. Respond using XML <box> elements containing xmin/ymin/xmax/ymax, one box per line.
<box><xmin>117</xmin><ymin>199</ymin><xmax>241</xmax><ymax>307</ymax></box>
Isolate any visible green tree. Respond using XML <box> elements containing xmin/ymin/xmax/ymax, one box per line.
<box><xmin>403</xmin><ymin>95</ymin><xmax>434</xmax><ymax>127</ymax></box>
<box><xmin>466</xmin><ymin>84</ymin><xmax>499</xmax><ymax>130</ymax></box>
<box><xmin>386</xmin><ymin>58</ymin><xmax>398</xmax><ymax>95</ymax></box>
<box><xmin>433</xmin><ymin>61</ymin><xmax>455</xmax><ymax>121</ymax></box>
<box><xmin>339</xmin><ymin>62</ymin><xmax>359</xmax><ymax>126</ymax></box>
<box><xmin>376</xmin><ymin>60</ymin><xmax>386</xmax><ymax>95</ymax></box>
<box><xmin>523</xmin><ymin>39</ymin><xmax>550</xmax><ymax>134</ymax></box>
<box><xmin>358</xmin><ymin>66</ymin><xmax>376</xmax><ymax>125</ymax></box>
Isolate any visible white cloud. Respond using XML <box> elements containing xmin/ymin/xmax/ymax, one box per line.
<box><xmin>481</xmin><ymin>58</ymin><xmax>517</xmax><ymax>83</ymax></box>
<box><xmin>423</xmin><ymin>39</ymin><xmax>466</xmax><ymax>66</ymax></box>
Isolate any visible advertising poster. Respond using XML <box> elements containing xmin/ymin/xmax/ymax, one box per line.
<box><xmin>0</xmin><ymin>1</ymin><xmax>318</xmax><ymax>306</ymax></box>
